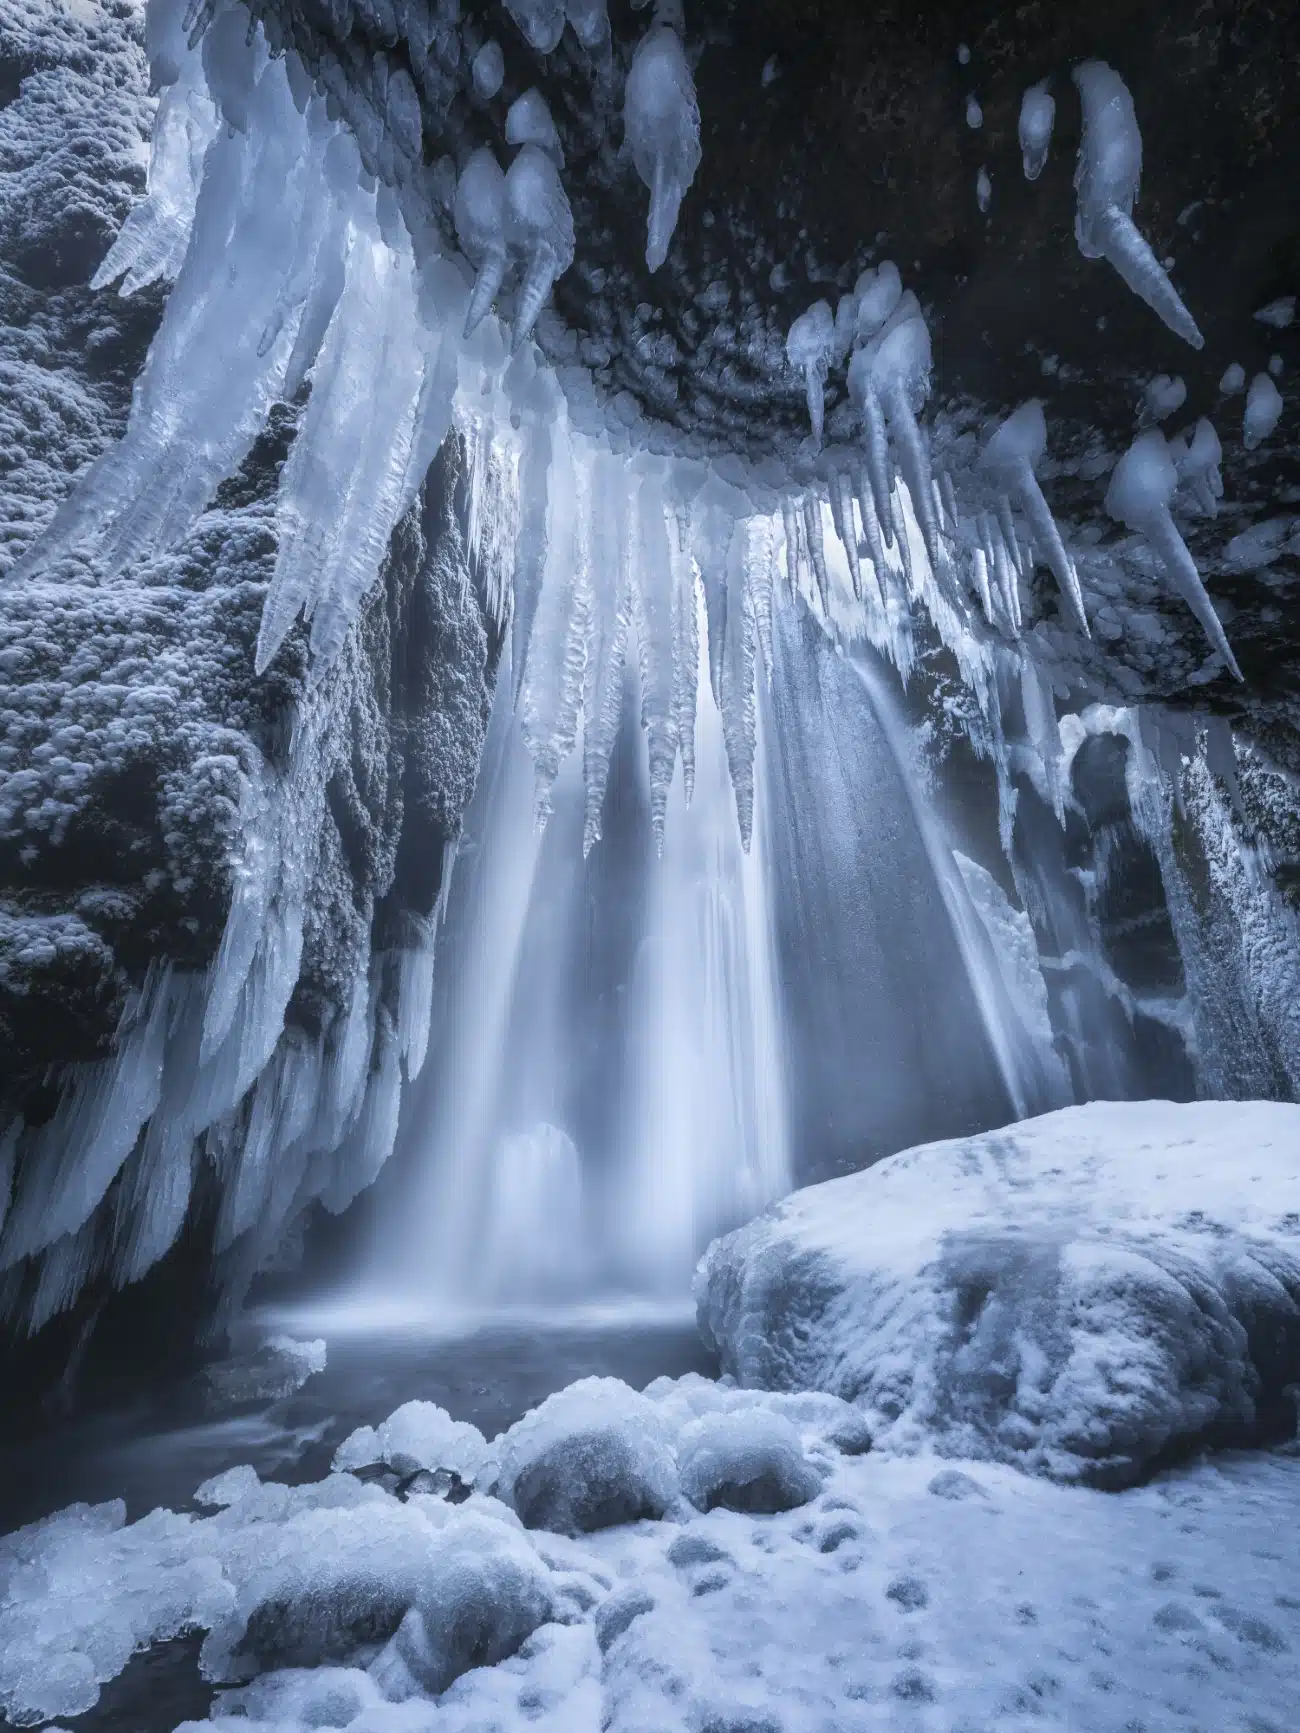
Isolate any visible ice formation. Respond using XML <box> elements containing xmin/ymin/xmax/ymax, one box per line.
<box><xmin>505</xmin><ymin>88</ymin><xmax>564</xmax><ymax>164</ymax></box>
<box><xmin>975</xmin><ymin>165</ymin><xmax>991</xmax><ymax>212</ymax></box>
<box><xmin>1105</xmin><ymin>430</ymin><xmax>1242</xmax><ymax>679</ymax></box>
<box><xmin>1018</xmin><ymin>80</ymin><xmax>1054</xmax><ymax>180</ymax></box>
<box><xmin>785</xmin><ymin>301</ymin><xmax>834</xmax><ymax>447</ymax></box>
<box><xmin>504</xmin><ymin>0</ymin><xmax>566</xmax><ymax>55</ymax></box>
<box><xmin>1142</xmin><ymin>373</ymin><xmax>1186</xmax><ymax>422</ymax></box>
<box><xmin>623</xmin><ymin>24</ymin><xmax>701</xmax><ymax>273</ymax></box>
<box><xmin>1170</xmin><ymin>416</ymin><xmax>1223</xmax><ymax>515</ymax></box>
<box><xmin>1072</xmin><ymin>62</ymin><xmax>1204</xmax><ymax>349</ymax></box>
<box><xmin>965</xmin><ymin>95</ymin><xmax>983</xmax><ymax>129</ymax></box>
<box><xmin>455</xmin><ymin>146</ymin><xmax>510</xmax><ymax>337</ymax></box>
<box><xmin>1220</xmin><ymin>361</ymin><xmax>1246</xmax><ymax>393</ymax></box>
<box><xmin>505</xmin><ymin>144</ymin><xmax>576</xmax><ymax>348</ymax></box>
<box><xmin>1243</xmin><ymin>372</ymin><xmax>1283</xmax><ymax>449</ymax></box>
<box><xmin>1253</xmin><ymin>294</ymin><xmax>1296</xmax><ymax>329</ymax></box>
<box><xmin>472</xmin><ymin>40</ymin><xmax>505</xmax><ymax>99</ymax></box>
<box><xmin>980</xmin><ymin>401</ymin><xmax>1088</xmax><ymax>635</ymax></box>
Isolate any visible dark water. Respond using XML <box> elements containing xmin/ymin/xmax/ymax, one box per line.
<box><xmin>0</xmin><ymin>1304</ymin><xmax>714</xmax><ymax>1535</ymax></box>
<box><xmin>0</xmin><ymin>1304</ymin><xmax>714</xmax><ymax>1733</ymax></box>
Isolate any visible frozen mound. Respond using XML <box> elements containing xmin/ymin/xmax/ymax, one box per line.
<box><xmin>676</xmin><ymin>1409</ymin><xmax>823</xmax><ymax>1514</ymax></box>
<box><xmin>642</xmin><ymin>1371</ymin><xmax>873</xmax><ymax>1458</ymax></box>
<box><xmin>491</xmin><ymin>1376</ymin><xmax>679</xmax><ymax>1534</ymax></box>
<box><xmin>332</xmin><ymin>1400</ymin><xmax>489</xmax><ymax>1494</ymax></box>
<box><xmin>696</xmin><ymin>1100</ymin><xmax>1300</xmax><ymax>1489</ymax></box>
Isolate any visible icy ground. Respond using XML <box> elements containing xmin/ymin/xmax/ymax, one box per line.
<box><xmin>1</xmin><ymin>1385</ymin><xmax>1298</xmax><ymax>1733</ymax></box>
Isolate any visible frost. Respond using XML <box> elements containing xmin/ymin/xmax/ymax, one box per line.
<box><xmin>1018</xmin><ymin>80</ymin><xmax>1054</xmax><ymax>180</ymax></box>
<box><xmin>677</xmin><ymin>1409</ymin><xmax>821</xmax><ymax>1514</ymax></box>
<box><xmin>624</xmin><ymin>24</ymin><xmax>701</xmax><ymax>273</ymax></box>
<box><xmin>1073</xmin><ymin>61</ymin><xmax>1204</xmax><ymax>348</ymax></box>
<box><xmin>334</xmin><ymin>1401</ymin><xmax>489</xmax><ymax>1485</ymax></box>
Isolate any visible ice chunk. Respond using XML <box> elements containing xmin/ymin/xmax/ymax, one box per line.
<box><xmin>1219</xmin><ymin>362</ymin><xmax>1246</xmax><ymax>393</ymax></box>
<box><xmin>503</xmin><ymin>0</ymin><xmax>566</xmax><ymax>53</ymax></box>
<box><xmin>506</xmin><ymin>88</ymin><xmax>564</xmax><ymax>165</ymax></box>
<box><xmin>624</xmin><ymin>25</ymin><xmax>701</xmax><ymax>272</ymax></box>
<box><xmin>492</xmin><ymin>1377</ymin><xmax>678</xmax><ymax>1534</ymax></box>
<box><xmin>1243</xmin><ymin>373</ymin><xmax>1283</xmax><ymax>449</ymax></box>
<box><xmin>982</xmin><ymin>400</ymin><xmax>1088</xmax><ymax>635</ymax></box>
<box><xmin>1105</xmin><ymin>430</ymin><xmax>1242</xmax><ymax>679</ymax></box>
<box><xmin>1173</xmin><ymin>417</ymin><xmax>1223</xmax><ymax>516</ymax></box>
<box><xmin>976</xmin><ymin>165</ymin><xmax>992</xmax><ymax>212</ymax></box>
<box><xmin>1072</xmin><ymin>61</ymin><xmax>1204</xmax><ymax>348</ymax></box>
<box><xmin>853</xmin><ymin>260</ymin><xmax>902</xmax><ymax>340</ymax></box>
<box><xmin>1254</xmin><ymin>294</ymin><xmax>1296</xmax><ymax>330</ymax></box>
<box><xmin>676</xmin><ymin>1410</ymin><xmax>822</xmax><ymax>1514</ymax></box>
<box><xmin>504</xmin><ymin>143</ymin><xmax>575</xmax><ymax>349</ymax></box>
<box><xmin>785</xmin><ymin>300</ymin><xmax>834</xmax><ymax>447</ymax></box>
<box><xmin>1142</xmin><ymin>373</ymin><xmax>1186</xmax><ymax>422</ymax></box>
<box><xmin>472</xmin><ymin>39</ymin><xmax>505</xmax><ymax>98</ymax></box>
<box><xmin>565</xmin><ymin>0</ymin><xmax>610</xmax><ymax>49</ymax></box>
<box><xmin>965</xmin><ymin>94</ymin><xmax>983</xmax><ymax>129</ymax></box>
<box><xmin>455</xmin><ymin>146</ymin><xmax>508</xmax><ymax>337</ymax></box>
<box><xmin>1019</xmin><ymin>80</ymin><xmax>1055</xmax><ymax>180</ymax></box>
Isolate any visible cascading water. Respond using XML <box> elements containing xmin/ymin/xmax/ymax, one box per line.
<box><xmin>377</xmin><ymin>602</ymin><xmax>789</xmax><ymax>1308</ymax></box>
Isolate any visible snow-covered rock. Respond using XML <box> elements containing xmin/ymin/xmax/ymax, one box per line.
<box><xmin>676</xmin><ymin>1408</ymin><xmax>823</xmax><ymax>1513</ymax></box>
<box><xmin>697</xmin><ymin>1100</ymin><xmax>1300</xmax><ymax>1488</ymax></box>
<box><xmin>333</xmin><ymin>1400</ymin><xmax>489</xmax><ymax>1488</ymax></box>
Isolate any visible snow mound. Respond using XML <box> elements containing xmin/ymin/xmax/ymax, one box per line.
<box><xmin>696</xmin><ymin>1101</ymin><xmax>1300</xmax><ymax>1488</ymax></box>
<box><xmin>491</xmin><ymin>1377</ymin><xmax>679</xmax><ymax>1534</ymax></box>
<box><xmin>332</xmin><ymin>1400</ymin><xmax>489</xmax><ymax>1491</ymax></box>
<box><xmin>677</xmin><ymin>1409</ymin><xmax>823</xmax><ymax>1513</ymax></box>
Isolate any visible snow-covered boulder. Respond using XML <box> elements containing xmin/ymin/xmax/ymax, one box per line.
<box><xmin>677</xmin><ymin>1409</ymin><xmax>823</xmax><ymax>1514</ymax></box>
<box><xmin>696</xmin><ymin>1101</ymin><xmax>1300</xmax><ymax>1488</ymax></box>
<box><xmin>332</xmin><ymin>1400</ymin><xmax>489</xmax><ymax>1494</ymax></box>
<box><xmin>491</xmin><ymin>1377</ymin><xmax>679</xmax><ymax>1535</ymax></box>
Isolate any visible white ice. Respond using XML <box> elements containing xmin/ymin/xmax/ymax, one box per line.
<box><xmin>623</xmin><ymin>25</ymin><xmax>701</xmax><ymax>272</ymax></box>
<box><xmin>1243</xmin><ymin>372</ymin><xmax>1283</xmax><ymax>449</ymax></box>
<box><xmin>1142</xmin><ymin>372</ymin><xmax>1186</xmax><ymax>422</ymax></box>
<box><xmin>505</xmin><ymin>143</ymin><xmax>576</xmax><ymax>349</ymax></box>
<box><xmin>1220</xmin><ymin>361</ymin><xmax>1246</xmax><ymax>393</ymax></box>
<box><xmin>1018</xmin><ymin>79</ymin><xmax>1054</xmax><ymax>180</ymax></box>
<box><xmin>505</xmin><ymin>89</ymin><xmax>564</xmax><ymax>165</ymax></box>
<box><xmin>472</xmin><ymin>40</ymin><xmax>505</xmax><ymax>99</ymax></box>
<box><xmin>1253</xmin><ymin>294</ymin><xmax>1295</xmax><ymax>329</ymax></box>
<box><xmin>785</xmin><ymin>300</ymin><xmax>834</xmax><ymax>447</ymax></box>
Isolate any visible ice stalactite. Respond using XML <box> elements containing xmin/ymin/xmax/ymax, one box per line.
<box><xmin>1019</xmin><ymin>81</ymin><xmax>1055</xmax><ymax>181</ymax></box>
<box><xmin>581</xmin><ymin>452</ymin><xmax>632</xmax><ymax>854</ymax></box>
<box><xmin>1104</xmin><ymin>431</ymin><xmax>1243</xmax><ymax>680</ymax></box>
<box><xmin>719</xmin><ymin>519</ymin><xmax>760</xmax><ymax>848</ymax></box>
<box><xmin>503</xmin><ymin>0</ymin><xmax>567</xmax><ymax>55</ymax></box>
<box><xmin>1244</xmin><ymin>373</ymin><xmax>1284</xmax><ymax>449</ymax></box>
<box><xmin>636</xmin><ymin>469</ymin><xmax>682</xmax><ymax>849</ymax></box>
<box><xmin>455</xmin><ymin>147</ymin><xmax>509</xmax><ymax>338</ymax></box>
<box><xmin>1073</xmin><ymin>61</ymin><xmax>1204</xmax><ymax>350</ymax></box>
<box><xmin>505</xmin><ymin>88</ymin><xmax>564</xmax><ymax>164</ymax></box>
<box><xmin>505</xmin><ymin>143</ymin><xmax>576</xmax><ymax>350</ymax></box>
<box><xmin>624</xmin><ymin>23</ymin><xmax>701</xmax><ymax>273</ymax></box>
<box><xmin>471</xmin><ymin>40</ymin><xmax>505</xmax><ymax>99</ymax></box>
<box><xmin>786</xmin><ymin>302</ymin><xmax>835</xmax><ymax>448</ymax></box>
<box><xmin>1171</xmin><ymin>418</ymin><xmax>1223</xmax><ymax>518</ymax></box>
<box><xmin>980</xmin><ymin>400</ymin><xmax>1089</xmax><ymax>635</ymax></box>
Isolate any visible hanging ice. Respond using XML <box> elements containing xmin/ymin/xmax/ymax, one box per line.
<box><xmin>1072</xmin><ymin>61</ymin><xmax>1204</xmax><ymax>349</ymax></box>
<box><xmin>965</xmin><ymin>95</ymin><xmax>983</xmax><ymax>129</ymax></box>
<box><xmin>503</xmin><ymin>0</ymin><xmax>565</xmax><ymax>54</ymax></box>
<box><xmin>504</xmin><ymin>143</ymin><xmax>575</xmax><ymax>349</ymax></box>
<box><xmin>624</xmin><ymin>25</ymin><xmax>701</xmax><ymax>273</ymax></box>
<box><xmin>454</xmin><ymin>146</ymin><xmax>508</xmax><ymax>337</ymax></box>
<box><xmin>719</xmin><ymin>520</ymin><xmax>759</xmax><ymax>849</ymax></box>
<box><xmin>1243</xmin><ymin>373</ymin><xmax>1283</xmax><ymax>449</ymax></box>
<box><xmin>581</xmin><ymin>453</ymin><xmax>631</xmax><ymax>854</ymax></box>
<box><xmin>1105</xmin><ymin>431</ymin><xmax>1242</xmax><ymax>679</ymax></box>
<box><xmin>850</xmin><ymin>297</ymin><xmax>941</xmax><ymax>565</ymax></box>
<box><xmin>1142</xmin><ymin>374</ymin><xmax>1186</xmax><ymax>422</ymax></box>
<box><xmin>854</xmin><ymin>261</ymin><xmax>901</xmax><ymax>342</ymax></box>
<box><xmin>472</xmin><ymin>40</ymin><xmax>505</xmax><ymax>99</ymax></box>
<box><xmin>976</xmin><ymin>166</ymin><xmax>992</xmax><ymax>212</ymax></box>
<box><xmin>1019</xmin><ymin>81</ymin><xmax>1055</xmax><ymax>180</ymax></box>
<box><xmin>1253</xmin><ymin>295</ymin><xmax>1295</xmax><ymax>330</ymax></box>
<box><xmin>635</xmin><ymin>469</ymin><xmax>681</xmax><ymax>847</ymax></box>
<box><xmin>506</xmin><ymin>89</ymin><xmax>564</xmax><ymax>164</ymax></box>
<box><xmin>565</xmin><ymin>0</ymin><xmax>610</xmax><ymax>50</ymax></box>
<box><xmin>1220</xmin><ymin>362</ymin><xmax>1246</xmax><ymax>393</ymax></box>
<box><xmin>785</xmin><ymin>300</ymin><xmax>834</xmax><ymax>447</ymax></box>
<box><xmin>1172</xmin><ymin>417</ymin><xmax>1223</xmax><ymax>516</ymax></box>
<box><xmin>981</xmin><ymin>400</ymin><xmax>1089</xmax><ymax>635</ymax></box>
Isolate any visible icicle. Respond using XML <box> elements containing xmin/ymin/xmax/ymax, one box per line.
<box><xmin>455</xmin><ymin>146</ymin><xmax>508</xmax><ymax>337</ymax></box>
<box><xmin>504</xmin><ymin>0</ymin><xmax>566</xmax><ymax>53</ymax></box>
<box><xmin>624</xmin><ymin>24</ymin><xmax>701</xmax><ymax>272</ymax></box>
<box><xmin>472</xmin><ymin>39</ymin><xmax>505</xmax><ymax>98</ymax></box>
<box><xmin>780</xmin><ymin>494</ymin><xmax>805</xmax><ymax>591</ymax></box>
<box><xmin>891</xmin><ymin>490</ymin><xmax>915</xmax><ymax>596</ymax></box>
<box><xmin>565</xmin><ymin>0</ymin><xmax>610</xmax><ymax>49</ymax></box>
<box><xmin>511</xmin><ymin>407</ymin><xmax>556</xmax><ymax>701</ymax></box>
<box><xmin>853</xmin><ymin>261</ymin><xmax>901</xmax><ymax>343</ymax></box>
<box><xmin>1018</xmin><ymin>80</ymin><xmax>1054</xmax><ymax>181</ymax></box>
<box><xmin>636</xmin><ymin>470</ymin><xmax>680</xmax><ymax>849</ymax></box>
<box><xmin>847</xmin><ymin>353</ymin><xmax>895</xmax><ymax>549</ymax></box>
<box><xmin>939</xmin><ymin>470</ymin><xmax>960</xmax><ymax>537</ymax></box>
<box><xmin>853</xmin><ymin>469</ymin><xmax>889</xmax><ymax>612</ymax></box>
<box><xmin>976</xmin><ymin>166</ymin><xmax>992</xmax><ymax>212</ymax></box>
<box><xmin>582</xmin><ymin>454</ymin><xmax>632</xmax><ymax>855</ymax></box>
<box><xmin>1174</xmin><ymin>417</ymin><xmax>1223</xmax><ymax>517</ymax></box>
<box><xmin>971</xmin><ymin>545</ymin><xmax>994</xmax><ymax>622</ymax></box>
<box><xmin>868</xmin><ymin>310</ymin><xmax>941</xmax><ymax>566</ymax></box>
<box><xmin>1073</xmin><ymin>62</ymin><xmax>1204</xmax><ymax>349</ymax></box>
<box><xmin>981</xmin><ymin>399</ymin><xmax>1089</xmax><ymax>635</ymax></box>
<box><xmin>1105</xmin><ymin>430</ymin><xmax>1242</xmax><ymax>679</ymax></box>
<box><xmin>749</xmin><ymin>514</ymin><xmax>777</xmax><ymax>683</ymax></box>
<box><xmin>785</xmin><ymin>301</ymin><xmax>835</xmax><ymax>447</ymax></box>
<box><xmin>92</xmin><ymin>52</ymin><xmax>219</xmax><ymax>295</ymax></box>
<box><xmin>719</xmin><ymin>521</ymin><xmax>758</xmax><ymax>849</ymax></box>
<box><xmin>505</xmin><ymin>144</ymin><xmax>575</xmax><ymax>350</ymax></box>
<box><xmin>692</xmin><ymin>479</ymin><xmax>737</xmax><ymax>708</ymax></box>
<box><xmin>831</xmin><ymin>468</ymin><xmax>862</xmax><ymax>599</ymax></box>
<box><xmin>520</xmin><ymin>416</ymin><xmax>589</xmax><ymax>819</ymax></box>
<box><xmin>671</xmin><ymin>528</ymin><xmax>700</xmax><ymax>806</ymax></box>
<box><xmin>803</xmin><ymin>490</ymin><xmax>830</xmax><ymax>614</ymax></box>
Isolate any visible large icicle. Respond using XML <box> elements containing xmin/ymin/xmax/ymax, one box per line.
<box><xmin>520</xmin><ymin>414</ymin><xmax>588</xmax><ymax>819</ymax></box>
<box><xmin>785</xmin><ymin>301</ymin><xmax>834</xmax><ymax>447</ymax></box>
<box><xmin>504</xmin><ymin>143</ymin><xmax>576</xmax><ymax>349</ymax></box>
<box><xmin>670</xmin><ymin>496</ymin><xmax>701</xmax><ymax>806</ymax></box>
<box><xmin>1018</xmin><ymin>81</ymin><xmax>1055</xmax><ymax>181</ymax></box>
<box><xmin>719</xmin><ymin>519</ymin><xmax>759</xmax><ymax>849</ymax></box>
<box><xmin>624</xmin><ymin>24</ymin><xmax>701</xmax><ymax>273</ymax></box>
<box><xmin>867</xmin><ymin>307</ymin><xmax>941</xmax><ymax>565</ymax></box>
<box><xmin>1105</xmin><ymin>431</ymin><xmax>1242</xmax><ymax>680</ymax></box>
<box><xmin>454</xmin><ymin>147</ymin><xmax>509</xmax><ymax>338</ymax></box>
<box><xmin>1073</xmin><ymin>61</ymin><xmax>1204</xmax><ymax>349</ymax></box>
<box><xmin>981</xmin><ymin>400</ymin><xmax>1089</xmax><ymax>635</ymax></box>
<box><xmin>636</xmin><ymin>468</ymin><xmax>681</xmax><ymax>848</ymax></box>
<box><xmin>581</xmin><ymin>452</ymin><xmax>632</xmax><ymax>855</ymax></box>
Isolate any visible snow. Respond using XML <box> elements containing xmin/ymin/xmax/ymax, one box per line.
<box><xmin>698</xmin><ymin>1100</ymin><xmax>1300</xmax><ymax>1488</ymax></box>
<box><xmin>623</xmin><ymin>24</ymin><xmax>701</xmax><ymax>274</ymax></box>
<box><xmin>334</xmin><ymin>1401</ymin><xmax>490</xmax><ymax>1486</ymax></box>
<box><xmin>1243</xmin><ymin>372</ymin><xmax>1283</xmax><ymax>449</ymax></box>
<box><xmin>1072</xmin><ymin>62</ymin><xmax>1204</xmax><ymax>348</ymax></box>
<box><xmin>676</xmin><ymin>1408</ymin><xmax>823</xmax><ymax>1514</ymax></box>
<box><xmin>1018</xmin><ymin>80</ymin><xmax>1055</xmax><ymax>180</ymax></box>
